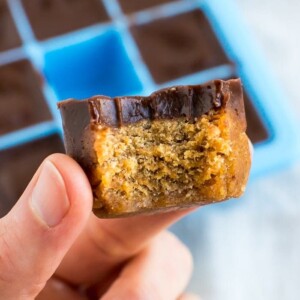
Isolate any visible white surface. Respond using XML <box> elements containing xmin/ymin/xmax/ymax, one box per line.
<box><xmin>172</xmin><ymin>1</ymin><xmax>300</xmax><ymax>299</ymax></box>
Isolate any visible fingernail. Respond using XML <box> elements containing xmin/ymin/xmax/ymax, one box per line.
<box><xmin>31</xmin><ymin>160</ymin><xmax>70</xmax><ymax>227</ymax></box>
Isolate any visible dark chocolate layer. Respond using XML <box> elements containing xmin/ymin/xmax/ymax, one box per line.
<box><xmin>59</xmin><ymin>79</ymin><xmax>240</xmax><ymax>127</ymax></box>
<box><xmin>58</xmin><ymin>99</ymin><xmax>97</xmax><ymax>178</ymax></box>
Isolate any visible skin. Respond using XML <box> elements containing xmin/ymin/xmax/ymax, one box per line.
<box><xmin>0</xmin><ymin>154</ymin><xmax>199</xmax><ymax>300</ymax></box>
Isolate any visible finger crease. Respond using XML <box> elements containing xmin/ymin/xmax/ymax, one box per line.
<box><xmin>87</xmin><ymin>223</ymin><xmax>137</xmax><ymax>261</ymax></box>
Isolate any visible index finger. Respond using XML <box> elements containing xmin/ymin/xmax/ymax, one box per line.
<box><xmin>56</xmin><ymin>207</ymin><xmax>195</xmax><ymax>286</ymax></box>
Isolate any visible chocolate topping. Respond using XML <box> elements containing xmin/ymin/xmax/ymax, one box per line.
<box><xmin>77</xmin><ymin>79</ymin><xmax>232</xmax><ymax>128</ymax></box>
<box><xmin>116</xmin><ymin>97</ymin><xmax>150</xmax><ymax>125</ymax></box>
<box><xmin>58</xmin><ymin>80</ymin><xmax>242</xmax><ymax>127</ymax></box>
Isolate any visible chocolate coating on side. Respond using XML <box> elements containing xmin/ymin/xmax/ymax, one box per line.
<box><xmin>58</xmin><ymin>99</ymin><xmax>97</xmax><ymax>177</ymax></box>
<box><xmin>224</xmin><ymin>75</ymin><xmax>269</xmax><ymax>143</ymax></box>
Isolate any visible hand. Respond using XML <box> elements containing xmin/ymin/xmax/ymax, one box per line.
<box><xmin>0</xmin><ymin>154</ymin><xmax>198</xmax><ymax>299</ymax></box>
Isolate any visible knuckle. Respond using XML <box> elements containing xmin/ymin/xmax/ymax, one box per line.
<box><xmin>23</xmin><ymin>282</ymin><xmax>46</xmax><ymax>298</ymax></box>
<box><xmin>87</xmin><ymin>221</ymin><xmax>137</xmax><ymax>260</ymax></box>
<box><xmin>0</xmin><ymin>220</ymin><xmax>19</xmax><ymax>285</ymax></box>
<box><xmin>122</xmin><ymin>283</ymin><xmax>161</xmax><ymax>300</ymax></box>
<box><xmin>158</xmin><ymin>231</ymin><xmax>194</xmax><ymax>274</ymax></box>
<box><xmin>177</xmin><ymin>241</ymin><xmax>194</xmax><ymax>272</ymax></box>
<box><xmin>0</xmin><ymin>219</ymin><xmax>45</xmax><ymax>298</ymax></box>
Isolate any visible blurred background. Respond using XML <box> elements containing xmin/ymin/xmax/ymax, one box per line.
<box><xmin>174</xmin><ymin>1</ymin><xmax>300</xmax><ymax>299</ymax></box>
<box><xmin>0</xmin><ymin>0</ymin><xmax>300</xmax><ymax>299</ymax></box>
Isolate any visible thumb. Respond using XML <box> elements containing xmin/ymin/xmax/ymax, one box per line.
<box><xmin>0</xmin><ymin>154</ymin><xmax>92</xmax><ymax>299</ymax></box>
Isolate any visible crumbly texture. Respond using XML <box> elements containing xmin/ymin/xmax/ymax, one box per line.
<box><xmin>91</xmin><ymin>107</ymin><xmax>250</xmax><ymax>216</ymax></box>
